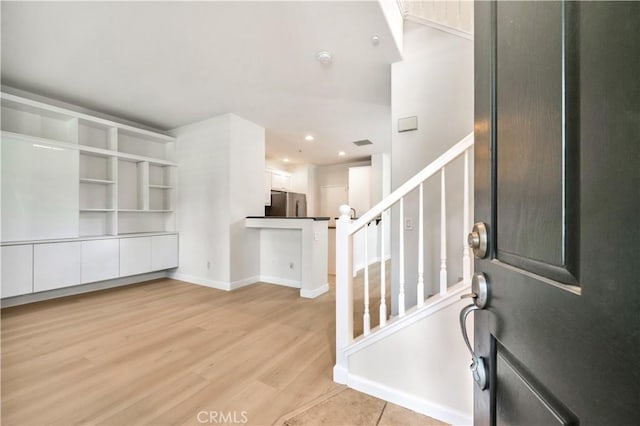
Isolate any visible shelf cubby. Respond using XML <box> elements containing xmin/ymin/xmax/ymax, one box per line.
<box><xmin>1</xmin><ymin>97</ymin><xmax>78</xmax><ymax>143</ymax></box>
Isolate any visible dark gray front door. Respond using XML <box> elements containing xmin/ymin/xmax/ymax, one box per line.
<box><xmin>473</xmin><ymin>1</ymin><xmax>640</xmax><ymax>424</ymax></box>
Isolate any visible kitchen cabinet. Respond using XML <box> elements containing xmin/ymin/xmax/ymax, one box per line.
<box><xmin>34</xmin><ymin>242</ymin><xmax>82</xmax><ymax>292</ymax></box>
<box><xmin>81</xmin><ymin>239</ymin><xmax>119</xmax><ymax>284</ymax></box>
<box><xmin>271</xmin><ymin>170</ymin><xmax>292</xmax><ymax>192</ymax></box>
<box><xmin>151</xmin><ymin>234</ymin><xmax>178</xmax><ymax>270</ymax></box>
<box><xmin>1</xmin><ymin>245</ymin><xmax>33</xmax><ymax>297</ymax></box>
<box><xmin>265</xmin><ymin>171</ymin><xmax>272</xmax><ymax>205</ymax></box>
<box><xmin>120</xmin><ymin>236</ymin><xmax>152</xmax><ymax>276</ymax></box>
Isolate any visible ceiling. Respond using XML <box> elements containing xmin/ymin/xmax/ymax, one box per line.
<box><xmin>1</xmin><ymin>1</ymin><xmax>402</xmax><ymax>165</ymax></box>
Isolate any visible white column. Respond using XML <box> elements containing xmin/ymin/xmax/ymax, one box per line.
<box><xmin>334</xmin><ymin>205</ymin><xmax>353</xmax><ymax>384</ymax></box>
<box><xmin>462</xmin><ymin>149</ymin><xmax>472</xmax><ymax>286</ymax></box>
<box><xmin>417</xmin><ymin>183</ymin><xmax>424</xmax><ymax>307</ymax></box>
<box><xmin>440</xmin><ymin>168</ymin><xmax>447</xmax><ymax>295</ymax></box>
<box><xmin>398</xmin><ymin>198</ymin><xmax>405</xmax><ymax>316</ymax></box>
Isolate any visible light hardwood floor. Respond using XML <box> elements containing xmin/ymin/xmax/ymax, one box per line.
<box><xmin>1</xmin><ymin>263</ymin><xmax>392</xmax><ymax>426</ymax></box>
<box><xmin>2</xmin><ymin>278</ymin><xmax>344</xmax><ymax>425</ymax></box>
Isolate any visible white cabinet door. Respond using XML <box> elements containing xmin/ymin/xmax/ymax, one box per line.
<box><xmin>34</xmin><ymin>242</ymin><xmax>81</xmax><ymax>292</ymax></box>
<box><xmin>1</xmin><ymin>245</ymin><xmax>33</xmax><ymax>297</ymax></box>
<box><xmin>271</xmin><ymin>172</ymin><xmax>292</xmax><ymax>191</ymax></box>
<box><xmin>265</xmin><ymin>171</ymin><xmax>272</xmax><ymax>205</ymax></box>
<box><xmin>151</xmin><ymin>234</ymin><xmax>178</xmax><ymax>270</ymax></box>
<box><xmin>81</xmin><ymin>239</ymin><xmax>119</xmax><ymax>284</ymax></box>
<box><xmin>1</xmin><ymin>136</ymin><xmax>79</xmax><ymax>242</ymax></box>
<box><xmin>119</xmin><ymin>237</ymin><xmax>152</xmax><ymax>277</ymax></box>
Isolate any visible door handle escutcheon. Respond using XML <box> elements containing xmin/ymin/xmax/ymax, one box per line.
<box><xmin>459</xmin><ymin>273</ymin><xmax>490</xmax><ymax>390</ymax></box>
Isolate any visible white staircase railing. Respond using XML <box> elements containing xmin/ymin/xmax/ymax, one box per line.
<box><xmin>334</xmin><ymin>133</ymin><xmax>473</xmax><ymax>383</ymax></box>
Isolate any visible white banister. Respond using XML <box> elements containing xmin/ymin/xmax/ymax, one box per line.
<box><xmin>462</xmin><ymin>149</ymin><xmax>471</xmax><ymax>286</ymax></box>
<box><xmin>334</xmin><ymin>204</ymin><xmax>353</xmax><ymax>384</ymax></box>
<box><xmin>417</xmin><ymin>182</ymin><xmax>424</xmax><ymax>307</ymax></box>
<box><xmin>348</xmin><ymin>133</ymin><xmax>473</xmax><ymax>235</ymax></box>
<box><xmin>334</xmin><ymin>133</ymin><xmax>474</xmax><ymax>385</ymax></box>
<box><xmin>398</xmin><ymin>198</ymin><xmax>406</xmax><ymax>316</ymax></box>
<box><xmin>380</xmin><ymin>212</ymin><xmax>387</xmax><ymax>327</ymax></box>
<box><xmin>363</xmin><ymin>223</ymin><xmax>371</xmax><ymax>335</ymax></box>
<box><xmin>439</xmin><ymin>168</ymin><xmax>447</xmax><ymax>295</ymax></box>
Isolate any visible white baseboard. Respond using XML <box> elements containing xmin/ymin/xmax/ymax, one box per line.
<box><xmin>1</xmin><ymin>271</ymin><xmax>169</xmax><ymax>308</ymax></box>
<box><xmin>230</xmin><ymin>275</ymin><xmax>260</xmax><ymax>290</ymax></box>
<box><xmin>347</xmin><ymin>373</ymin><xmax>472</xmax><ymax>426</ymax></box>
<box><xmin>258</xmin><ymin>276</ymin><xmax>301</xmax><ymax>289</ymax></box>
<box><xmin>169</xmin><ymin>272</ymin><xmax>232</xmax><ymax>291</ymax></box>
<box><xmin>300</xmin><ymin>283</ymin><xmax>329</xmax><ymax>299</ymax></box>
<box><xmin>333</xmin><ymin>364</ymin><xmax>348</xmax><ymax>384</ymax></box>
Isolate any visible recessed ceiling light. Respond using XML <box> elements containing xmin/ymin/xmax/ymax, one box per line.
<box><xmin>338</xmin><ymin>151</ymin><xmax>346</xmax><ymax>156</ymax></box>
<box><xmin>305</xmin><ymin>135</ymin><xmax>314</xmax><ymax>141</ymax></box>
<box><xmin>283</xmin><ymin>158</ymin><xmax>290</xmax><ymax>162</ymax></box>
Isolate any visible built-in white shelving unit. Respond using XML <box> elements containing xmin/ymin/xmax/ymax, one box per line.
<box><xmin>1</xmin><ymin>92</ymin><xmax>178</xmax><ymax>240</ymax></box>
<box><xmin>1</xmin><ymin>92</ymin><xmax>179</xmax><ymax>299</ymax></box>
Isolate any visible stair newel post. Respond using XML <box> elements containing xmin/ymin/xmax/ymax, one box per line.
<box><xmin>440</xmin><ymin>168</ymin><xmax>447</xmax><ymax>295</ymax></box>
<box><xmin>417</xmin><ymin>183</ymin><xmax>425</xmax><ymax>307</ymax></box>
<box><xmin>363</xmin><ymin>222</ymin><xmax>370</xmax><ymax>335</ymax></box>
<box><xmin>379</xmin><ymin>211</ymin><xmax>387</xmax><ymax>327</ymax></box>
<box><xmin>462</xmin><ymin>149</ymin><xmax>472</xmax><ymax>286</ymax></box>
<box><xmin>398</xmin><ymin>197</ymin><xmax>406</xmax><ymax>316</ymax></box>
<box><xmin>333</xmin><ymin>204</ymin><xmax>353</xmax><ymax>384</ymax></box>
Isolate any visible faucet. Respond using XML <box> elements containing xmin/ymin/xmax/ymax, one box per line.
<box><xmin>349</xmin><ymin>207</ymin><xmax>356</xmax><ymax>219</ymax></box>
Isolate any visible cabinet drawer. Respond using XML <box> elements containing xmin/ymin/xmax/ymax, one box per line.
<box><xmin>119</xmin><ymin>237</ymin><xmax>152</xmax><ymax>277</ymax></box>
<box><xmin>1</xmin><ymin>245</ymin><xmax>33</xmax><ymax>298</ymax></box>
<box><xmin>151</xmin><ymin>234</ymin><xmax>178</xmax><ymax>270</ymax></box>
<box><xmin>81</xmin><ymin>239</ymin><xmax>119</xmax><ymax>284</ymax></box>
<box><xmin>34</xmin><ymin>242</ymin><xmax>81</xmax><ymax>292</ymax></box>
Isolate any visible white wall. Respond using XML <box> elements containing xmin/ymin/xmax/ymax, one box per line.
<box><xmin>347</xmin><ymin>298</ymin><xmax>473</xmax><ymax>424</ymax></box>
<box><xmin>316</xmin><ymin>160</ymin><xmax>370</xmax><ymax>220</ymax></box>
<box><xmin>390</xmin><ymin>21</ymin><xmax>474</xmax><ymax>313</ymax></box>
<box><xmin>172</xmin><ymin>114</ymin><xmax>265</xmax><ymax>288</ymax></box>
<box><xmin>229</xmin><ymin>115</ymin><xmax>265</xmax><ymax>283</ymax></box>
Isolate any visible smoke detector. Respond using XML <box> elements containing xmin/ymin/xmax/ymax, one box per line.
<box><xmin>316</xmin><ymin>51</ymin><xmax>332</xmax><ymax>65</ymax></box>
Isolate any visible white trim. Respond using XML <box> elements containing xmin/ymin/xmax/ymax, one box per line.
<box><xmin>1</xmin><ymin>271</ymin><xmax>168</xmax><ymax>307</ymax></box>
<box><xmin>229</xmin><ymin>276</ymin><xmax>260</xmax><ymax>290</ymax></box>
<box><xmin>333</xmin><ymin>364</ymin><xmax>349</xmax><ymax>385</ymax></box>
<box><xmin>405</xmin><ymin>15</ymin><xmax>474</xmax><ymax>41</ymax></box>
<box><xmin>258</xmin><ymin>276</ymin><xmax>301</xmax><ymax>289</ymax></box>
<box><xmin>346</xmin><ymin>373</ymin><xmax>472</xmax><ymax>426</ymax></box>
<box><xmin>344</xmin><ymin>281</ymin><xmax>469</xmax><ymax>356</ymax></box>
<box><xmin>169</xmin><ymin>272</ymin><xmax>231</xmax><ymax>291</ymax></box>
<box><xmin>300</xmin><ymin>283</ymin><xmax>329</xmax><ymax>299</ymax></box>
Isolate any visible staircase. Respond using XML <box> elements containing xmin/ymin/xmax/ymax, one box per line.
<box><xmin>333</xmin><ymin>133</ymin><xmax>474</xmax><ymax>425</ymax></box>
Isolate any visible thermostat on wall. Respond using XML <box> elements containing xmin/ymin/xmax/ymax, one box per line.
<box><xmin>398</xmin><ymin>116</ymin><xmax>418</xmax><ymax>132</ymax></box>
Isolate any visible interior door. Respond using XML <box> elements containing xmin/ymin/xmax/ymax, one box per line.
<box><xmin>472</xmin><ymin>1</ymin><xmax>640</xmax><ymax>424</ymax></box>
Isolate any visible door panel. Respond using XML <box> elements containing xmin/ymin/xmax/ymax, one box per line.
<box><xmin>495</xmin><ymin>1</ymin><xmax>579</xmax><ymax>284</ymax></box>
<box><xmin>474</xmin><ymin>1</ymin><xmax>640</xmax><ymax>424</ymax></box>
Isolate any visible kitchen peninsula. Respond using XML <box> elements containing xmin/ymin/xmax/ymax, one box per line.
<box><xmin>245</xmin><ymin>217</ymin><xmax>329</xmax><ymax>298</ymax></box>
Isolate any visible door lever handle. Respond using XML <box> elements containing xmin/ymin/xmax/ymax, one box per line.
<box><xmin>459</xmin><ymin>273</ymin><xmax>490</xmax><ymax>390</ymax></box>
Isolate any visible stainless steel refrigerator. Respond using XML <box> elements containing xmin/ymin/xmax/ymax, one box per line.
<box><xmin>269</xmin><ymin>191</ymin><xmax>307</xmax><ymax>217</ymax></box>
